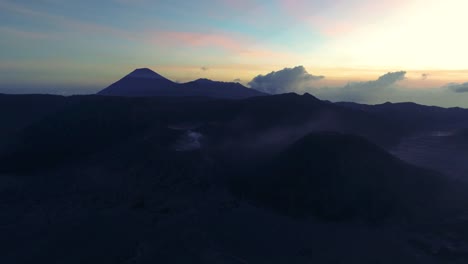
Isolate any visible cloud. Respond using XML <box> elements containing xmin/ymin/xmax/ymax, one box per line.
<box><xmin>319</xmin><ymin>71</ymin><xmax>406</xmax><ymax>102</ymax></box>
<box><xmin>312</xmin><ymin>71</ymin><xmax>468</xmax><ymax>107</ymax></box>
<box><xmin>248</xmin><ymin>67</ymin><xmax>407</xmax><ymax>102</ymax></box>
<box><xmin>447</xmin><ymin>82</ymin><xmax>468</xmax><ymax>93</ymax></box>
<box><xmin>160</xmin><ymin>32</ymin><xmax>243</xmax><ymax>52</ymax></box>
<box><xmin>248</xmin><ymin>66</ymin><xmax>324</xmax><ymax>94</ymax></box>
<box><xmin>0</xmin><ymin>26</ymin><xmax>52</xmax><ymax>39</ymax></box>
<box><xmin>367</xmin><ymin>71</ymin><xmax>406</xmax><ymax>86</ymax></box>
<box><xmin>0</xmin><ymin>1</ymin><xmax>135</xmax><ymax>40</ymax></box>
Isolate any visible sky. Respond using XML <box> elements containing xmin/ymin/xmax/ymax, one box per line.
<box><xmin>1</xmin><ymin>0</ymin><xmax>468</xmax><ymax>106</ymax></box>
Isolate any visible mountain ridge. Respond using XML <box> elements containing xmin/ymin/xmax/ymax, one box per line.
<box><xmin>97</xmin><ymin>68</ymin><xmax>266</xmax><ymax>99</ymax></box>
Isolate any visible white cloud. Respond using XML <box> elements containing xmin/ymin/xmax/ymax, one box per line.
<box><xmin>248</xmin><ymin>66</ymin><xmax>324</xmax><ymax>94</ymax></box>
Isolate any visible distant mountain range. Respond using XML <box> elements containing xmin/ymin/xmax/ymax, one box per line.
<box><xmin>97</xmin><ymin>68</ymin><xmax>267</xmax><ymax>99</ymax></box>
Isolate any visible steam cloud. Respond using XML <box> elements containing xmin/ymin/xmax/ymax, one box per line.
<box><xmin>175</xmin><ymin>130</ymin><xmax>203</xmax><ymax>152</ymax></box>
<box><xmin>248</xmin><ymin>66</ymin><xmax>324</xmax><ymax>94</ymax></box>
<box><xmin>334</xmin><ymin>71</ymin><xmax>407</xmax><ymax>102</ymax></box>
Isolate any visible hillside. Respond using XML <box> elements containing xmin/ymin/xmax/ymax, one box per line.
<box><xmin>1</xmin><ymin>93</ymin><xmax>468</xmax><ymax>263</ymax></box>
<box><xmin>231</xmin><ymin>132</ymin><xmax>446</xmax><ymax>222</ymax></box>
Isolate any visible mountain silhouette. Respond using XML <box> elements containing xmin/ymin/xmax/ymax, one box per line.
<box><xmin>97</xmin><ymin>68</ymin><xmax>266</xmax><ymax>99</ymax></box>
<box><xmin>231</xmin><ymin>132</ymin><xmax>446</xmax><ymax>222</ymax></box>
<box><xmin>97</xmin><ymin>68</ymin><xmax>178</xmax><ymax>96</ymax></box>
<box><xmin>337</xmin><ymin>101</ymin><xmax>468</xmax><ymax>131</ymax></box>
<box><xmin>125</xmin><ymin>68</ymin><xmax>170</xmax><ymax>80</ymax></box>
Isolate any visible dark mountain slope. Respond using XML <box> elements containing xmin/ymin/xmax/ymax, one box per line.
<box><xmin>338</xmin><ymin>101</ymin><xmax>468</xmax><ymax>132</ymax></box>
<box><xmin>182</xmin><ymin>78</ymin><xmax>265</xmax><ymax>98</ymax></box>
<box><xmin>97</xmin><ymin>68</ymin><xmax>178</xmax><ymax>97</ymax></box>
<box><xmin>338</xmin><ymin>102</ymin><xmax>468</xmax><ymax>180</ymax></box>
<box><xmin>0</xmin><ymin>94</ymin><xmax>413</xmax><ymax>173</ymax></box>
<box><xmin>199</xmin><ymin>93</ymin><xmax>413</xmax><ymax>157</ymax></box>
<box><xmin>2</xmin><ymin>94</ymin><xmax>468</xmax><ymax>263</ymax></box>
<box><xmin>231</xmin><ymin>132</ymin><xmax>448</xmax><ymax>222</ymax></box>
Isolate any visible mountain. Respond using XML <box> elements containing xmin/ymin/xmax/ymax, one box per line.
<box><xmin>3</xmin><ymin>93</ymin><xmax>468</xmax><ymax>263</ymax></box>
<box><xmin>337</xmin><ymin>101</ymin><xmax>468</xmax><ymax>179</ymax></box>
<box><xmin>0</xmin><ymin>93</ymin><xmax>420</xmax><ymax>173</ymax></box>
<box><xmin>337</xmin><ymin>101</ymin><xmax>468</xmax><ymax>132</ymax></box>
<box><xmin>183</xmin><ymin>78</ymin><xmax>265</xmax><ymax>98</ymax></box>
<box><xmin>97</xmin><ymin>68</ymin><xmax>178</xmax><ymax>96</ymax></box>
<box><xmin>230</xmin><ymin>132</ymin><xmax>447</xmax><ymax>222</ymax></box>
<box><xmin>123</xmin><ymin>67</ymin><xmax>170</xmax><ymax>80</ymax></box>
<box><xmin>97</xmin><ymin>68</ymin><xmax>266</xmax><ymax>99</ymax></box>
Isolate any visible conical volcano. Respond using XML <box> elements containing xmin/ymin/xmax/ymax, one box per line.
<box><xmin>97</xmin><ymin>68</ymin><xmax>267</xmax><ymax>98</ymax></box>
<box><xmin>97</xmin><ymin>68</ymin><xmax>177</xmax><ymax>96</ymax></box>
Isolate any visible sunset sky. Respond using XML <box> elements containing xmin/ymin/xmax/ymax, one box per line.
<box><xmin>1</xmin><ymin>0</ymin><xmax>468</xmax><ymax>106</ymax></box>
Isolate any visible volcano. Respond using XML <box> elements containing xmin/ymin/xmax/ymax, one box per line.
<box><xmin>97</xmin><ymin>68</ymin><xmax>266</xmax><ymax>99</ymax></box>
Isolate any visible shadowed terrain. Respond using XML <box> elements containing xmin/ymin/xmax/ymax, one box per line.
<box><xmin>1</xmin><ymin>92</ymin><xmax>468</xmax><ymax>263</ymax></box>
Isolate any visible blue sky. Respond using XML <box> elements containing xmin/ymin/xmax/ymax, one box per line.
<box><xmin>1</xmin><ymin>0</ymin><xmax>468</xmax><ymax>106</ymax></box>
